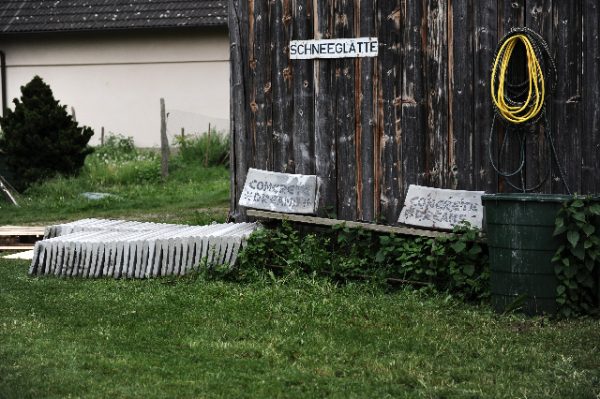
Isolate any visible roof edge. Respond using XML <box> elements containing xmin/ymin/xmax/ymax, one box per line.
<box><xmin>0</xmin><ymin>23</ymin><xmax>228</xmax><ymax>36</ymax></box>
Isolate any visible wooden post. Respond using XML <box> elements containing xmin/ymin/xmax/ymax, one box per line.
<box><xmin>205</xmin><ymin>123</ymin><xmax>211</xmax><ymax>167</ymax></box>
<box><xmin>101</xmin><ymin>127</ymin><xmax>105</xmax><ymax>145</ymax></box>
<box><xmin>181</xmin><ymin>127</ymin><xmax>185</xmax><ymax>140</ymax></box>
<box><xmin>0</xmin><ymin>176</ymin><xmax>19</xmax><ymax>206</ymax></box>
<box><xmin>160</xmin><ymin>98</ymin><xmax>169</xmax><ymax>179</ymax></box>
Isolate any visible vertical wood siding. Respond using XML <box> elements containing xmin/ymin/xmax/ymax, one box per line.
<box><xmin>229</xmin><ymin>0</ymin><xmax>600</xmax><ymax>223</ymax></box>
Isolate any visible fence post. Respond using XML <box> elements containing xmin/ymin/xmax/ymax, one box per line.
<box><xmin>205</xmin><ymin>123</ymin><xmax>211</xmax><ymax>167</ymax></box>
<box><xmin>160</xmin><ymin>98</ymin><xmax>169</xmax><ymax>179</ymax></box>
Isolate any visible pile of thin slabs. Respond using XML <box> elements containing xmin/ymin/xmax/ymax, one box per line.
<box><xmin>29</xmin><ymin>218</ymin><xmax>258</xmax><ymax>279</ymax></box>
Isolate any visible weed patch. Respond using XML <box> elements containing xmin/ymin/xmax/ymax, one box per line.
<box><xmin>173</xmin><ymin>129</ymin><xmax>229</xmax><ymax>167</ymax></box>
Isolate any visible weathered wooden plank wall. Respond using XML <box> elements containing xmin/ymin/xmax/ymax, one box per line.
<box><xmin>229</xmin><ymin>0</ymin><xmax>600</xmax><ymax>224</ymax></box>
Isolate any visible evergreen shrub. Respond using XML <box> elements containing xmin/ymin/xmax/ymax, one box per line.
<box><xmin>0</xmin><ymin>76</ymin><xmax>93</xmax><ymax>190</ymax></box>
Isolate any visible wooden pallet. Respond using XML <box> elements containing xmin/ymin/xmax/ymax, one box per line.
<box><xmin>0</xmin><ymin>226</ymin><xmax>45</xmax><ymax>250</ymax></box>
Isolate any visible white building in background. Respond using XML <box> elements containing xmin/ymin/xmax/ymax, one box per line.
<box><xmin>0</xmin><ymin>0</ymin><xmax>229</xmax><ymax>147</ymax></box>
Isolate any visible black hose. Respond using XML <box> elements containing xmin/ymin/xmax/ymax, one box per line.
<box><xmin>488</xmin><ymin>27</ymin><xmax>571</xmax><ymax>194</ymax></box>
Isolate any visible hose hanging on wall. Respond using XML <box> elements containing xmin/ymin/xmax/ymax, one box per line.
<box><xmin>489</xmin><ymin>27</ymin><xmax>570</xmax><ymax>194</ymax></box>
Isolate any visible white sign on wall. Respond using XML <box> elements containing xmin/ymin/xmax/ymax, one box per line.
<box><xmin>239</xmin><ymin>168</ymin><xmax>319</xmax><ymax>214</ymax></box>
<box><xmin>289</xmin><ymin>37</ymin><xmax>379</xmax><ymax>59</ymax></box>
<box><xmin>398</xmin><ymin>185</ymin><xmax>484</xmax><ymax>230</ymax></box>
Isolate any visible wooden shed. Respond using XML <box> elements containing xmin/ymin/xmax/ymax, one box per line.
<box><xmin>228</xmin><ymin>0</ymin><xmax>599</xmax><ymax>224</ymax></box>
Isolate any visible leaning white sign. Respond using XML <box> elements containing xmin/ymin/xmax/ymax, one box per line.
<box><xmin>289</xmin><ymin>37</ymin><xmax>379</xmax><ymax>59</ymax></box>
<box><xmin>239</xmin><ymin>168</ymin><xmax>319</xmax><ymax>214</ymax></box>
<box><xmin>398</xmin><ymin>185</ymin><xmax>484</xmax><ymax>230</ymax></box>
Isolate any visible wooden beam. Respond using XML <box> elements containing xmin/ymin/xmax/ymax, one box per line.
<box><xmin>0</xmin><ymin>245</ymin><xmax>34</xmax><ymax>251</ymax></box>
<box><xmin>246</xmin><ymin>209</ymin><xmax>453</xmax><ymax>238</ymax></box>
<box><xmin>0</xmin><ymin>226</ymin><xmax>45</xmax><ymax>236</ymax></box>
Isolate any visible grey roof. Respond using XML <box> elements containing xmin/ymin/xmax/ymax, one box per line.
<box><xmin>0</xmin><ymin>0</ymin><xmax>227</xmax><ymax>34</ymax></box>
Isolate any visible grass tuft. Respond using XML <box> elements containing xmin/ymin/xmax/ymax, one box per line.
<box><xmin>173</xmin><ymin>129</ymin><xmax>229</xmax><ymax>167</ymax></box>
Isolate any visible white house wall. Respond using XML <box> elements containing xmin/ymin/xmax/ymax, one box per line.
<box><xmin>2</xmin><ymin>29</ymin><xmax>229</xmax><ymax>147</ymax></box>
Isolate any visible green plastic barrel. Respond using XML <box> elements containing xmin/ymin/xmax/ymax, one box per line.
<box><xmin>482</xmin><ymin>193</ymin><xmax>572</xmax><ymax>316</ymax></box>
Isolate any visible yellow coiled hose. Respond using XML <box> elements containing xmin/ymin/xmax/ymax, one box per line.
<box><xmin>490</xmin><ymin>33</ymin><xmax>545</xmax><ymax>124</ymax></box>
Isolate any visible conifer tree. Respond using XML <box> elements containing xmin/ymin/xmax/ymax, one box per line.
<box><xmin>0</xmin><ymin>76</ymin><xmax>93</xmax><ymax>190</ymax></box>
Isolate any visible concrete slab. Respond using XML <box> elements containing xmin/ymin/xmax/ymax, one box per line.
<box><xmin>239</xmin><ymin>168</ymin><xmax>319</xmax><ymax>214</ymax></box>
<box><xmin>398</xmin><ymin>185</ymin><xmax>484</xmax><ymax>230</ymax></box>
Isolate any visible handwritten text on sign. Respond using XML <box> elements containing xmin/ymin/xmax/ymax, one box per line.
<box><xmin>398</xmin><ymin>185</ymin><xmax>484</xmax><ymax>230</ymax></box>
<box><xmin>289</xmin><ymin>37</ymin><xmax>379</xmax><ymax>59</ymax></box>
<box><xmin>239</xmin><ymin>168</ymin><xmax>319</xmax><ymax>214</ymax></box>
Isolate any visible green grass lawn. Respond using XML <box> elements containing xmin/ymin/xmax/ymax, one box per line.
<box><xmin>0</xmin><ymin>259</ymin><xmax>599</xmax><ymax>399</ymax></box>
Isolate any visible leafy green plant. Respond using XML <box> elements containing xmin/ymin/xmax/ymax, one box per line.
<box><xmin>331</xmin><ymin>225</ymin><xmax>379</xmax><ymax>278</ymax></box>
<box><xmin>374</xmin><ymin>224</ymin><xmax>488</xmax><ymax>300</ymax></box>
<box><xmin>237</xmin><ymin>222</ymin><xmax>302</xmax><ymax>275</ymax></box>
<box><xmin>236</xmin><ymin>222</ymin><xmax>489</xmax><ymax>301</ymax></box>
<box><xmin>0</xmin><ymin>76</ymin><xmax>93</xmax><ymax>190</ymax></box>
<box><xmin>552</xmin><ymin>196</ymin><xmax>600</xmax><ymax>317</ymax></box>
<box><xmin>437</xmin><ymin>224</ymin><xmax>489</xmax><ymax>299</ymax></box>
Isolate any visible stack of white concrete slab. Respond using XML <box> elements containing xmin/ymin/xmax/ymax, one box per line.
<box><xmin>30</xmin><ymin>219</ymin><xmax>258</xmax><ymax>278</ymax></box>
<box><xmin>43</xmin><ymin>218</ymin><xmax>185</xmax><ymax>239</ymax></box>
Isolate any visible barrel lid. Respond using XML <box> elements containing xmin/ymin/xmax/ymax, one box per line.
<box><xmin>482</xmin><ymin>193</ymin><xmax>576</xmax><ymax>203</ymax></box>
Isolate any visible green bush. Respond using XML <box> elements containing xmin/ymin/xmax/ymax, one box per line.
<box><xmin>173</xmin><ymin>129</ymin><xmax>229</xmax><ymax>167</ymax></box>
<box><xmin>236</xmin><ymin>222</ymin><xmax>489</xmax><ymax>301</ymax></box>
<box><xmin>0</xmin><ymin>76</ymin><xmax>93</xmax><ymax>190</ymax></box>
